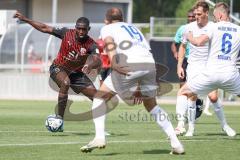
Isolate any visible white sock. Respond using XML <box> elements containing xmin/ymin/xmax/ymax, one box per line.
<box><xmin>187</xmin><ymin>99</ymin><xmax>196</xmax><ymax>129</ymax></box>
<box><xmin>150</xmin><ymin>105</ymin><xmax>181</xmax><ymax>148</ymax></box>
<box><xmin>204</xmin><ymin>96</ymin><xmax>211</xmax><ymax>112</ymax></box>
<box><xmin>176</xmin><ymin>95</ymin><xmax>188</xmax><ymax>128</ymax></box>
<box><xmin>212</xmin><ymin>98</ymin><xmax>227</xmax><ymax>127</ymax></box>
<box><xmin>92</xmin><ymin>98</ymin><xmax>106</xmax><ymax>140</ymax></box>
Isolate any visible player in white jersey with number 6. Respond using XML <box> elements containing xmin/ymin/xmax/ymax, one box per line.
<box><xmin>80</xmin><ymin>7</ymin><xmax>184</xmax><ymax>154</ymax></box>
<box><xmin>177</xmin><ymin>1</ymin><xmax>235</xmax><ymax>137</ymax></box>
<box><xmin>179</xmin><ymin>2</ymin><xmax>240</xmax><ymax>125</ymax></box>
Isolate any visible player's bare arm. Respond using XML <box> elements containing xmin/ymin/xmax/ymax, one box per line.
<box><xmin>177</xmin><ymin>43</ymin><xmax>186</xmax><ymax>79</ymax></box>
<box><xmin>187</xmin><ymin>31</ymin><xmax>209</xmax><ymax>46</ymax></box>
<box><xmin>104</xmin><ymin>36</ymin><xmax>130</xmax><ymax>75</ymax></box>
<box><xmin>13</xmin><ymin>11</ymin><xmax>53</xmax><ymax>34</ymax></box>
<box><xmin>171</xmin><ymin>42</ymin><xmax>178</xmax><ymax>60</ymax></box>
<box><xmin>82</xmin><ymin>54</ymin><xmax>102</xmax><ymax>74</ymax></box>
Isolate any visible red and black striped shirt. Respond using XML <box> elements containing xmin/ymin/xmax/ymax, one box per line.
<box><xmin>51</xmin><ymin>27</ymin><xmax>98</xmax><ymax>72</ymax></box>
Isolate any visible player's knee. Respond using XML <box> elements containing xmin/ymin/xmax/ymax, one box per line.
<box><xmin>101</xmin><ymin>93</ymin><xmax>113</xmax><ymax>101</ymax></box>
<box><xmin>107</xmin><ymin>96</ymin><xmax>119</xmax><ymax>108</ymax></box>
<box><xmin>177</xmin><ymin>89</ymin><xmax>183</xmax><ymax>96</ymax></box>
<box><xmin>61</xmin><ymin>79</ymin><xmax>70</xmax><ymax>89</ymax></box>
<box><xmin>208</xmin><ymin>95</ymin><xmax>218</xmax><ymax>103</ymax></box>
<box><xmin>189</xmin><ymin>95</ymin><xmax>197</xmax><ymax>101</ymax></box>
<box><xmin>95</xmin><ymin>91</ymin><xmax>114</xmax><ymax>101</ymax></box>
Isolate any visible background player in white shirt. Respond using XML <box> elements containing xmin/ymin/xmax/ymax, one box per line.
<box><xmin>173</xmin><ymin>6</ymin><xmax>204</xmax><ymax>136</ymax></box>
<box><xmin>179</xmin><ymin>2</ymin><xmax>240</xmax><ymax>136</ymax></box>
<box><xmin>80</xmin><ymin>7</ymin><xmax>184</xmax><ymax>154</ymax></box>
<box><xmin>177</xmin><ymin>1</ymin><xmax>235</xmax><ymax>137</ymax></box>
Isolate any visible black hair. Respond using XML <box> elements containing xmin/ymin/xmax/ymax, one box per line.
<box><xmin>76</xmin><ymin>17</ymin><xmax>90</xmax><ymax>27</ymax></box>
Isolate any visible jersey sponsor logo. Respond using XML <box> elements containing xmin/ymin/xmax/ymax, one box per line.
<box><xmin>218</xmin><ymin>55</ymin><xmax>231</xmax><ymax>60</ymax></box>
<box><xmin>67</xmin><ymin>51</ymin><xmax>77</xmax><ymax>60</ymax></box>
<box><xmin>68</xmin><ymin>51</ymin><xmax>75</xmax><ymax>57</ymax></box>
<box><xmin>64</xmin><ymin>48</ymin><xmax>87</xmax><ymax>61</ymax></box>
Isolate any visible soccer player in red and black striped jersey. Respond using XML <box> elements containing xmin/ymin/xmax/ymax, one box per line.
<box><xmin>14</xmin><ymin>11</ymin><xmax>101</xmax><ymax>123</ymax></box>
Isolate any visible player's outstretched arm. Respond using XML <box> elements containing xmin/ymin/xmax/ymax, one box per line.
<box><xmin>82</xmin><ymin>54</ymin><xmax>102</xmax><ymax>74</ymax></box>
<box><xmin>104</xmin><ymin>36</ymin><xmax>130</xmax><ymax>75</ymax></box>
<box><xmin>171</xmin><ymin>42</ymin><xmax>178</xmax><ymax>60</ymax></box>
<box><xmin>187</xmin><ymin>31</ymin><xmax>209</xmax><ymax>46</ymax></box>
<box><xmin>13</xmin><ymin>11</ymin><xmax>53</xmax><ymax>34</ymax></box>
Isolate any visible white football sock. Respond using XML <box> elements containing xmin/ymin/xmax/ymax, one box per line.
<box><xmin>204</xmin><ymin>96</ymin><xmax>211</xmax><ymax>112</ymax></box>
<box><xmin>150</xmin><ymin>105</ymin><xmax>181</xmax><ymax>148</ymax></box>
<box><xmin>187</xmin><ymin>99</ymin><xmax>196</xmax><ymax>129</ymax></box>
<box><xmin>212</xmin><ymin>98</ymin><xmax>227</xmax><ymax>127</ymax></box>
<box><xmin>176</xmin><ymin>95</ymin><xmax>188</xmax><ymax>128</ymax></box>
<box><xmin>92</xmin><ymin>98</ymin><xmax>106</xmax><ymax>140</ymax></box>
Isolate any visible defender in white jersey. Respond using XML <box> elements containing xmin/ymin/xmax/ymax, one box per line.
<box><xmin>185</xmin><ymin>2</ymin><xmax>240</xmax><ymax>95</ymax></box>
<box><xmin>173</xmin><ymin>8</ymin><xmax>205</xmax><ymax>136</ymax></box>
<box><xmin>176</xmin><ymin>1</ymin><xmax>235</xmax><ymax>137</ymax></box>
<box><xmin>80</xmin><ymin>7</ymin><xmax>184</xmax><ymax>154</ymax></box>
<box><xmin>179</xmin><ymin>2</ymin><xmax>240</xmax><ymax>134</ymax></box>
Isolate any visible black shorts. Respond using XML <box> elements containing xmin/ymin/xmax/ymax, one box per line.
<box><xmin>179</xmin><ymin>58</ymin><xmax>188</xmax><ymax>83</ymax></box>
<box><xmin>100</xmin><ymin>68</ymin><xmax>111</xmax><ymax>81</ymax></box>
<box><xmin>49</xmin><ymin>64</ymin><xmax>94</xmax><ymax>92</ymax></box>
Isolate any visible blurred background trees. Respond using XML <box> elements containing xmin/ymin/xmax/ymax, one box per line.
<box><xmin>133</xmin><ymin>0</ymin><xmax>239</xmax><ymax>22</ymax></box>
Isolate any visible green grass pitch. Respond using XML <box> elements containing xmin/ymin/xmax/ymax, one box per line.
<box><xmin>0</xmin><ymin>100</ymin><xmax>239</xmax><ymax>160</ymax></box>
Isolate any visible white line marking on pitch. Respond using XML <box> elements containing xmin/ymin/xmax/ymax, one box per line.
<box><xmin>0</xmin><ymin>139</ymin><xmax>217</xmax><ymax>147</ymax></box>
<box><xmin>0</xmin><ymin>131</ymin><xmax>83</xmax><ymax>133</ymax></box>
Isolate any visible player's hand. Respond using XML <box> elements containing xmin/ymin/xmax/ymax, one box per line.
<box><xmin>173</xmin><ymin>52</ymin><xmax>178</xmax><ymax>60</ymax></box>
<box><xmin>13</xmin><ymin>11</ymin><xmax>25</xmax><ymax>21</ymax></box>
<box><xmin>82</xmin><ymin>64</ymin><xmax>91</xmax><ymax>74</ymax></box>
<box><xmin>177</xmin><ymin>66</ymin><xmax>185</xmax><ymax>79</ymax></box>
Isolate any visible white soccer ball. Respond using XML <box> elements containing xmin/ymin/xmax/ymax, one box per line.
<box><xmin>45</xmin><ymin>114</ymin><xmax>64</xmax><ymax>132</ymax></box>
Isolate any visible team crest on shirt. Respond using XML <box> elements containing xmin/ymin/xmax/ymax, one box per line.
<box><xmin>80</xmin><ymin>48</ymin><xmax>87</xmax><ymax>55</ymax></box>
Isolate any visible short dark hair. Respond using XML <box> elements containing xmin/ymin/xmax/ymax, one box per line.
<box><xmin>195</xmin><ymin>1</ymin><xmax>209</xmax><ymax>12</ymax></box>
<box><xmin>105</xmin><ymin>7</ymin><xmax>123</xmax><ymax>22</ymax></box>
<box><xmin>214</xmin><ymin>2</ymin><xmax>230</xmax><ymax>15</ymax></box>
<box><xmin>76</xmin><ymin>17</ymin><xmax>90</xmax><ymax>27</ymax></box>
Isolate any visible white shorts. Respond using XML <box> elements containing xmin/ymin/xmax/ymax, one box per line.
<box><xmin>186</xmin><ymin>63</ymin><xmax>205</xmax><ymax>81</ymax></box>
<box><xmin>187</xmin><ymin>69</ymin><xmax>240</xmax><ymax>96</ymax></box>
<box><xmin>103</xmin><ymin>64</ymin><xmax>158</xmax><ymax>99</ymax></box>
